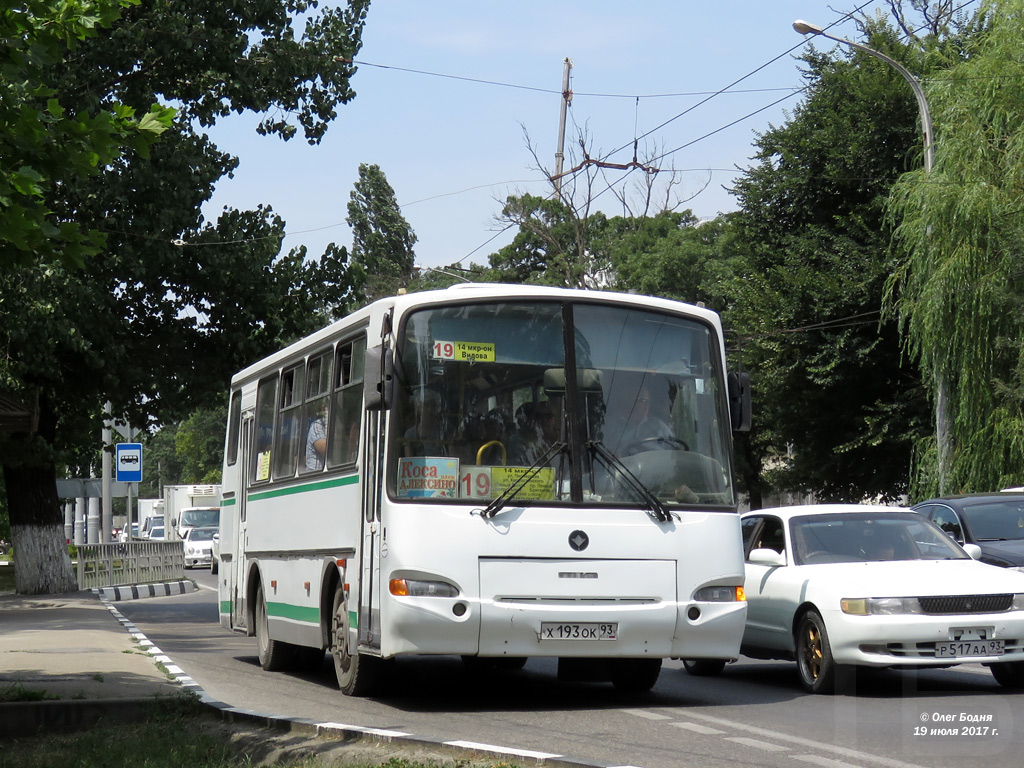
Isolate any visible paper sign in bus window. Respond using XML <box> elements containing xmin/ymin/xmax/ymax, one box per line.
<box><xmin>397</xmin><ymin>457</ymin><xmax>460</xmax><ymax>498</ymax></box>
<box><xmin>432</xmin><ymin>340</ymin><xmax>496</xmax><ymax>363</ymax></box>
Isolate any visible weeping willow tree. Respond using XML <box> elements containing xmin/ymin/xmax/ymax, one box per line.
<box><xmin>887</xmin><ymin>0</ymin><xmax>1024</xmax><ymax>496</ymax></box>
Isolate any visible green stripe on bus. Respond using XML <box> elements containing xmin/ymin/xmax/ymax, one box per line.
<box><xmin>219</xmin><ymin>601</ymin><xmax>356</xmax><ymax>630</ymax></box>
<box><xmin>248</xmin><ymin>474</ymin><xmax>359</xmax><ymax>502</ymax></box>
<box><xmin>221</xmin><ymin>498</ymin><xmax>235</xmax><ymax>507</ymax></box>
<box><xmin>267</xmin><ymin>601</ymin><xmax>320</xmax><ymax>624</ymax></box>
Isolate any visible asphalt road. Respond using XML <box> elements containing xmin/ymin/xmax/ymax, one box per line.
<box><xmin>115</xmin><ymin>570</ymin><xmax>1024</xmax><ymax>768</ymax></box>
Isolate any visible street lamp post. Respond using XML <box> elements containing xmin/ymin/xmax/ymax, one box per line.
<box><xmin>793</xmin><ymin>19</ymin><xmax>949</xmax><ymax>492</ymax></box>
<box><xmin>793</xmin><ymin>20</ymin><xmax>933</xmax><ymax>171</ymax></box>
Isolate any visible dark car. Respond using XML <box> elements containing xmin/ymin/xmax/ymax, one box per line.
<box><xmin>912</xmin><ymin>493</ymin><xmax>1024</xmax><ymax>570</ymax></box>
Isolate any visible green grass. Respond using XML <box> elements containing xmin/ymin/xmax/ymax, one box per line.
<box><xmin>0</xmin><ymin>698</ymin><xmax>520</xmax><ymax>768</ymax></box>
<box><xmin>0</xmin><ymin>683</ymin><xmax>57</xmax><ymax>702</ymax></box>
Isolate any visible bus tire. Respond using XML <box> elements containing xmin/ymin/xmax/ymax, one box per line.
<box><xmin>331</xmin><ymin>586</ymin><xmax>379</xmax><ymax>696</ymax></box>
<box><xmin>609</xmin><ymin>658</ymin><xmax>662</xmax><ymax>692</ymax></box>
<box><xmin>255</xmin><ymin>583</ymin><xmax>292</xmax><ymax>671</ymax></box>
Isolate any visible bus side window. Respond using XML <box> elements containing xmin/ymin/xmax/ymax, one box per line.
<box><xmin>299</xmin><ymin>350</ymin><xmax>333</xmax><ymax>474</ymax></box>
<box><xmin>253</xmin><ymin>375</ymin><xmax>278</xmax><ymax>483</ymax></box>
<box><xmin>225</xmin><ymin>388</ymin><xmax>241</xmax><ymax>466</ymax></box>
<box><xmin>329</xmin><ymin>337</ymin><xmax>365</xmax><ymax>467</ymax></box>
<box><xmin>273</xmin><ymin>364</ymin><xmax>305</xmax><ymax>479</ymax></box>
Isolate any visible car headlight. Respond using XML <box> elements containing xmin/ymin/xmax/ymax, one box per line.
<box><xmin>389</xmin><ymin>578</ymin><xmax>459</xmax><ymax>597</ymax></box>
<box><xmin>841</xmin><ymin>597</ymin><xmax>922</xmax><ymax>615</ymax></box>
<box><xmin>1013</xmin><ymin>593</ymin><xmax>1024</xmax><ymax>610</ymax></box>
<box><xmin>693</xmin><ymin>585</ymin><xmax>746</xmax><ymax>602</ymax></box>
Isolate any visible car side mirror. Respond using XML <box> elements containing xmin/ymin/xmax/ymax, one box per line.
<box><xmin>962</xmin><ymin>543</ymin><xmax>982</xmax><ymax>560</ymax></box>
<box><xmin>748</xmin><ymin>547</ymin><xmax>785</xmax><ymax>566</ymax></box>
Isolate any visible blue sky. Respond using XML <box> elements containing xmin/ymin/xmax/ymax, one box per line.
<box><xmin>201</xmin><ymin>1</ymin><xmax>919</xmax><ymax>269</ymax></box>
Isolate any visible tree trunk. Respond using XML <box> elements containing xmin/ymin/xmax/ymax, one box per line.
<box><xmin>4</xmin><ymin>460</ymin><xmax>78</xmax><ymax>595</ymax></box>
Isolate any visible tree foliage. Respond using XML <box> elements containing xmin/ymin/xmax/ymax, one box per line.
<box><xmin>346</xmin><ymin>162</ymin><xmax>417</xmax><ymax>303</ymax></box>
<box><xmin>720</xmin><ymin>18</ymin><xmax>936</xmax><ymax>503</ymax></box>
<box><xmin>0</xmin><ymin>0</ymin><xmax>175</xmax><ymax>269</ymax></box>
<box><xmin>887</xmin><ymin>0</ymin><xmax>1024</xmax><ymax>494</ymax></box>
<box><xmin>0</xmin><ymin>0</ymin><xmax>369</xmax><ymax>594</ymax></box>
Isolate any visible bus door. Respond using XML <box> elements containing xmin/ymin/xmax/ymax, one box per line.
<box><xmin>358</xmin><ymin>337</ymin><xmax>391</xmax><ymax>652</ymax></box>
<box><xmin>232</xmin><ymin>413</ymin><xmax>253</xmax><ymax>631</ymax></box>
<box><xmin>358</xmin><ymin>404</ymin><xmax>383</xmax><ymax>650</ymax></box>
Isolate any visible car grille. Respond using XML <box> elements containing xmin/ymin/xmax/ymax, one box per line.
<box><xmin>917</xmin><ymin>594</ymin><xmax>1013</xmax><ymax>614</ymax></box>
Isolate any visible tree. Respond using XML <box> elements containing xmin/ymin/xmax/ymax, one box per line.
<box><xmin>489</xmin><ymin>193</ymin><xmax>609</xmax><ymax>288</ymax></box>
<box><xmin>887</xmin><ymin>0</ymin><xmax>1024</xmax><ymax>494</ymax></box>
<box><xmin>0</xmin><ymin>0</ymin><xmax>369</xmax><ymax>594</ymax></box>
<box><xmin>718</xmin><ymin>17</ymin><xmax>937</xmax><ymax>504</ymax></box>
<box><xmin>1</xmin><ymin>0</ymin><xmax>175</xmax><ymax>270</ymax></box>
<box><xmin>346</xmin><ymin>163</ymin><xmax>417</xmax><ymax>303</ymax></box>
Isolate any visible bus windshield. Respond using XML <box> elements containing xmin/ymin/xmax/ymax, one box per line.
<box><xmin>389</xmin><ymin>300</ymin><xmax>734</xmax><ymax>508</ymax></box>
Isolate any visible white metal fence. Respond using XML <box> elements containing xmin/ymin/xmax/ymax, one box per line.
<box><xmin>76</xmin><ymin>541</ymin><xmax>185</xmax><ymax>590</ymax></box>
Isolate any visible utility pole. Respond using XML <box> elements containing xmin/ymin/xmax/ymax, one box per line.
<box><xmin>553</xmin><ymin>57</ymin><xmax>573</xmax><ymax>196</ymax></box>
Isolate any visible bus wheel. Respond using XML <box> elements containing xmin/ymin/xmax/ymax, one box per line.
<box><xmin>255</xmin><ymin>583</ymin><xmax>292</xmax><ymax>671</ymax></box>
<box><xmin>331</xmin><ymin>586</ymin><xmax>379</xmax><ymax>696</ymax></box>
<box><xmin>609</xmin><ymin>658</ymin><xmax>662</xmax><ymax>692</ymax></box>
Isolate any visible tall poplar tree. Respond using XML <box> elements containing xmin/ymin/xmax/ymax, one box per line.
<box><xmin>346</xmin><ymin>163</ymin><xmax>417</xmax><ymax>304</ymax></box>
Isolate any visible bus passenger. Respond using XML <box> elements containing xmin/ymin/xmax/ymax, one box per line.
<box><xmin>305</xmin><ymin>403</ymin><xmax>327</xmax><ymax>470</ymax></box>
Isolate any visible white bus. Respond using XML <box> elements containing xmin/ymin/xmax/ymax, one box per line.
<box><xmin>218</xmin><ymin>284</ymin><xmax>751</xmax><ymax>695</ymax></box>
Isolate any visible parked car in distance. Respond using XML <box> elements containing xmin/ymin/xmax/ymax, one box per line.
<box><xmin>684</xmin><ymin>504</ymin><xmax>1024</xmax><ymax>694</ymax></box>
<box><xmin>183</xmin><ymin>525</ymin><xmax>217</xmax><ymax>569</ymax></box>
<box><xmin>210</xmin><ymin>531</ymin><xmax>220</xmax><ymax>574</ymax></box>
<box><xmin>148</xmin><ymin>525</ymin><xmax>165</xmax><ymax>541</ymax></box>
<box><xmin>912</xmin><ymin>493</ymin><xmax>1024</xmax><ymax>570</ymax></box>
<box><xmin>140</xmin><ymin>515</ymin><xmax>164</xmax><ymax>540</ymax></box>
<box><xmin>118</xmin><ymin>523</ymin><xmax>139</xmax><ymax>543</ymax></box>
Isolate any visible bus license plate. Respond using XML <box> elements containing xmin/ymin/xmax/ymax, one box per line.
<box><xmin>540</xmin><ymin>622</ymin><xmax>618</xmax><ymax>641</ymax></box>
<box><xmin>936</xmin><ymin>639</ymin><xmax>1004</xmax><ymax>658</ymax></box>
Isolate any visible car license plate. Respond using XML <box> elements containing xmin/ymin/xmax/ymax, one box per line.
<box><xmin>540</xmin><ymin>622</ymin><xmax>618</xmax><ymax>640</ymax></box>
<box><xmin>935</xmin><ymin>639</ymin><xmax>1004</xmax><ymax>658</ymax></box>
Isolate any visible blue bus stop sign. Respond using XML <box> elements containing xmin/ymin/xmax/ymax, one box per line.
<box><xmin>115</xmin><ymin>443</ymin><xmax>143</xmax><ymax>483</ymax></box>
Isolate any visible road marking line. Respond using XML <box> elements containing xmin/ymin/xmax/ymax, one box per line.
<box><xmin>671</xmin><ymin>721</ymin><xmax>726</xmax><ymax>735</ymax></box>
<box><xmin>726</xmin><ymin>736</ymin><xmax>790</xmax><ymax>752</ymax></box>
<box><xmin>621</xmin><ymin>708</ymin><xmax>673</xmax><ymax>720</ymax></box>
<box><xmin>793</xmin><ymin>754</ymin><xmax>865</xmax><ymax>768</ymax></box>
<box><xmin>680</xmin><ymin>710</ymin><xmax>929</xmax><ymax>768</ymax></box>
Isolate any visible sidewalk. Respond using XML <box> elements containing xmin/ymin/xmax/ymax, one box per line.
<box><xmin>0</xmin><ymin>589</ymin><xmax>182</xmax><ymax>736</ymax></box>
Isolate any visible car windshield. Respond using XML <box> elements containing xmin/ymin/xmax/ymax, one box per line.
<box><xmin>188</xmin><ymin>528</ymin><xmax>216</xmax><ymax>541</ymax></box>
<box><xmin>181</xmin><ymin>508</ymin><xmax>220</xmax><ymax>527</ymax></box>
<box><xmin>961</xmin><ymin>501</ymin><xmax>1024</xmax><ymax>541</ymax></box>
<box><xmin>791</xmin><ymin>512</ymin><xmax>970</xmax><ymax>565</ymax></box>
<box><xmin>389</xmin><ymin>299</ymin><xmax>735</xmax><ymax>508</ymax></box>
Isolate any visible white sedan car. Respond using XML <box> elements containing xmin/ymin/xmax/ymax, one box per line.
<box><xmin>707</xmin><ymin>504</ymin><xmax>1024</xmax><ymax>693</ymax></box>
<box><xmin>182</xmin><ymin>525</ymin><xmax>218</xmax><ymax>569</ymax></box>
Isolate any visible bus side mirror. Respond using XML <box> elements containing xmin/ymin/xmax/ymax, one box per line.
<box><xmin>728</xmin><ymin>371</ymin><xmax>751</xmax><ymax>432</ymax></box>
<box><xmin>363</xmin><ymin>346</ymin><xmax>394</xmax><ymax>411</ymax></box>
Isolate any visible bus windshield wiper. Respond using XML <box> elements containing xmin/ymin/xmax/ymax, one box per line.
<box><xmin>479</xmin><ymin>441</ymin><xmax>567</xmax><ymax>519</ymax></box>
<box><xmin>588</xmin><ymin>440</ymin><xmax>673</xmax><ymax>523</ymax></box>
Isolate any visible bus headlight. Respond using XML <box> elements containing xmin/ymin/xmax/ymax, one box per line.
<box><xmin>693</xmin><ymin>585</ymin><xmax>745</xmax><ymax>602</ymax></box>
<box><xmin>389</xmin><ymin>578</ymin><xmax>459</xmax><ymax>598</ymax></box>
